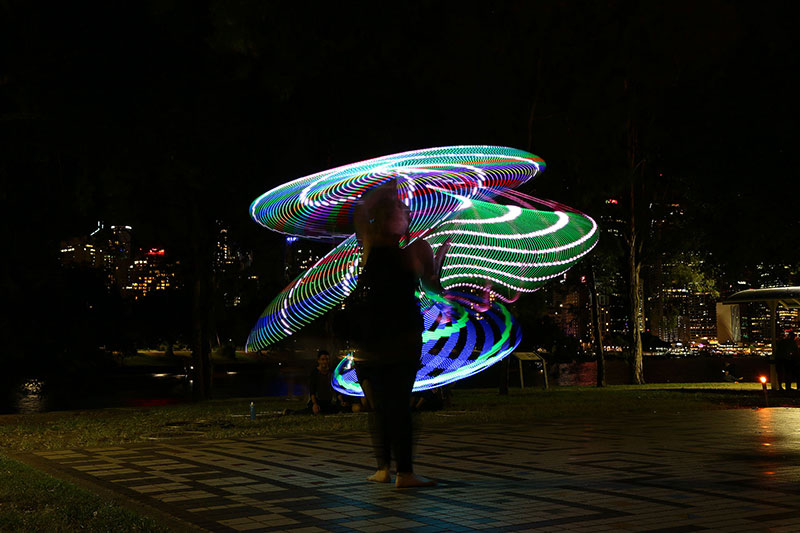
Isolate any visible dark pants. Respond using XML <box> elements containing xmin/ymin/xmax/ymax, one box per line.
<box><xmin>356</xmin><ymin>363</ymin><xmax>417</xmax><ymax>473</ymax></box>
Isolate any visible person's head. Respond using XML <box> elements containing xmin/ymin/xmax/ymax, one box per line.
<box><xmin>371</xmin><ymin>193</ymin><xmax>411</xmax><ymax>238</ymax></box>
<box><xmin>355</xmin><ymin>179</ymin><xmax>411</xmax><ymax>245</ymax></box>
<box><xmin>317</xmin><ymin>350</ymin><xmax>330</xmax><ymax>371</ymax></box>
<box><xmin>789</xmin><ymin>331</ymin><xmax>796</xmax><ymax>341</ymax></box>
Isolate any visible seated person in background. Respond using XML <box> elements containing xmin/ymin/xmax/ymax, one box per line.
<box><xmin>410</xmin><ymin>387</ymin><xmax>445</xmax><ymax>412</ymax></box>
<box><xmin>284</xmin><ymin>350</ymin><xmax>350</xmax><ymax>415</ymax></box>
<box><xmin>721</xmin><ymin>361</ymin><xmax>742</xmax><ymax>383</ymax></box>
<box><xmin>309</xmin><ymin>350</ymin><xmax>350</xmax><ymax>414</ymax></box>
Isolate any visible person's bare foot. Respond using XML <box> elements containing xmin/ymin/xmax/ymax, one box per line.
<box><xmin>395</xmin><ymin>472</ymin><xmax>436</xmax><ymax>488</ymax></box>
<box><xmin>366</xmin><ymin>468</ymin><xmax>391</xmax><ymax>483</ymax></box>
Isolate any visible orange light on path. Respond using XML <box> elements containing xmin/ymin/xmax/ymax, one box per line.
<box><xmin>760</xmin><ymin>376</ymin><xmax>767</xmax><ymax>384</ymax></box>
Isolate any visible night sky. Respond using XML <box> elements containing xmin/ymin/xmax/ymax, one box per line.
<box><xmin>2</xmin><ymin>1</ymin><xmax>798</xmax><ymax>323</ymax></box>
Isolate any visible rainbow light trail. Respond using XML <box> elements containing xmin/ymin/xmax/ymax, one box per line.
<box><xmin>246</xmin><ymin>146</ymin><xmax>598</xmax><ymax>394</ymax></box>
<box><xmin>333</xmin><ymin>291</ymin><xmax>521</xmax><ymax>396</ymax></box>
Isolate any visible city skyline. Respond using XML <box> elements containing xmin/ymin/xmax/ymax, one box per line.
<box><xmin>55</xmin><ymin>213</ymin><xmax>800</xmax><ymax>354</ymax></box>
<box><xmin>3</xmin><ymin>2</ymin><xmax>798</xmax><ymax>397</ymax></box>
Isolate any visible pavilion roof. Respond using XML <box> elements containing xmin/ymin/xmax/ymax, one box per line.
<box><xmin>723</xmin><ymin>287</ymin><xmax>800</xmax><ymax>309</ymax></box>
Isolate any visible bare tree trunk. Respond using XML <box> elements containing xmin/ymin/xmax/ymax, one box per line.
<box><xmin>629</xmin><ymin>233</ymin><xmax>645</xmax><ymax>384</ymax></box>
<box><xmin>587</xmin><ymin>258</ymin><xmax>606</xmax><ymax>387</ymax></box>
<box><xmin>625</xmin><ymin>94</ymin><xmax>646</xmax><ymax>385</ymax></box>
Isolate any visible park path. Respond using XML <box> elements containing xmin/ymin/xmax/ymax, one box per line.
<box><xmin>19</xmin><ymin>408</ymin><xmax>800</xmax><ymax>532</ymax></box>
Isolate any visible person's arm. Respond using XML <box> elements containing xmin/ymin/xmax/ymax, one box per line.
<box><xmin>414</xmin><ymin>238</ymin><xmax>455</xmax><ymax>324</ymax></box>
<box><xmin>415</xmin><ymin>238</ymin><xmax>451</xmax><ymax>295</ymax></box>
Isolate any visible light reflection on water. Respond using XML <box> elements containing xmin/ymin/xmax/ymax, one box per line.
<box><xmin>3</xmin><ymin>366</ymin><xmax>289</xmax><ymax>414</ymax></box>
<box><xmin>16</xmin><ymin>379</ymin><xmax>45</xmax><ymax>414</ymax></box>
<box><xmin>16</xmin><ymin>393</ymin><xmax>45</xmax><ymax>414</ymax></box>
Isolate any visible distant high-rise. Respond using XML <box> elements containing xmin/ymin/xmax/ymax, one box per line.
<box><xmin>732</xmin><ymin>264</ymin><xmax>800</xmax><ymax>346</ymax></box>
<box><xmin>649</xmin><ymin>278</ymin><xmax>717</xmax><ymax>345</ymax></box>
<box><xmin>125</xmin><ymin>248</ymin><xmax>180</xmax><ymax>298</ymax></box>
<box><xmin>548</xmin><ymin>280</ymin><xmax>591</xmax><ymax>343</ymax></box>
<box><xmin>103</xmin><ymin>225</ymin><xmax>133</xmax><ymax>289</ymax></box>
<box><xmin>283</xmin><ymin>237</ymin><xmax>332</xmax><ymax>281</ymax></box>
<box><xmin>687</xmin><ymin>291</ymin><xmax>716</xmax><ymax>344</ymax></box>
<box><xmin>652</xmin><ymin>287</ymin><xmax>690</xmax><ymax>343</ymax></box>
<box><xmin>60</xmin><ymin>222</ymin><xmax>132</xmax><ymax>289</ymax></box>
<box><xmin>59</xmin><ymin>222</ymin><xmax>184</xmax><ymax>298</ymax></box>
<box><xmin>214</xmin><ymin>221</ymin><xmax>236</xmax><ymax>274</ymax></box>
<box><xmin>213</xmin><ymin>221</ymin><xmax>256</xmax><ymax>308</ymax></box>
<box><xmin>59</xmin><ymin>239</ymin><xmax>99</xmax><ymax>268</ymax></box>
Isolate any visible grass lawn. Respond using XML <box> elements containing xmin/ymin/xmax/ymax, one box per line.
<box><xmin>0</xmin><ymin>454</ymin><xmax>169</xmax><ymax>532</ymax></box>
<box><xmin>0</xmin><ymin>383</ymin><xmax>791</xmax><ymax>453</ymax></box>
<box><xmin>1</xmin><ymin>382</ymin><xmax>796</xmax><ymax>531</ymax></box>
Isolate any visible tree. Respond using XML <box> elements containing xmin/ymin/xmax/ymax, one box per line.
<box><xmin>586</xmin><ymin>258</ymin><xmax>606</xmax><ymax>387</ymax></box>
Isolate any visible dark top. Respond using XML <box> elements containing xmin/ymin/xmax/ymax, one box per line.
<box><xmin>308</xmin><ymin>367</ymin><xmax>333</xmax><ymax>404</ymax></box>
<box><xmin>352</xmin><ymin>245</ymin><xmax>423</xmax><ymax>365</ymax></box>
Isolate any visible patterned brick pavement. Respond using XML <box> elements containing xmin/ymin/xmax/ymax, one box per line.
<box><xmin>21</xmin><ymin>408</ymin><xmax>800</xmax><ymax>532</ymax></box>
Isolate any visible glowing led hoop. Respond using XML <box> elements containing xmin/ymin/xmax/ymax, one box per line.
<box><xmin>426</xmin><ymin>199</ymin><xmax>598</xmax><ymax>301</ymax></box>
<box><xmin>246</xmin><ymin>145</ymin><xmax>598</xmax><ymax>392</ymax></box>
<box><xmin>249</xmin><ymin>145</ymin><xmax>545</xmax><ymax>239</ymax></box>
<box><xmin>332</xmin><ymin>291</ymin><xmax>521</xmax><ymax>395</ymax></box>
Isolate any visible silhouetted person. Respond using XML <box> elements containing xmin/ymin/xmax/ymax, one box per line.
<box><xmin>722</xmin><ymin>361</ymin><xmax>741</xmax><ymax>383</ymax></box>
<box><xmin>774</xmin><ymin>331</ymin><xmax>799</xmax><ymax>391</ymax></box>
<box><xmin>351</xmin><ymin>179</ymin><xmax>450</xmax><ymax>488</ymax></box>
<box><xmin>284</xmin><ymin>350</ymin><xmax>347</xmax><ymax>415</ymax></box>
<box><xmin>309</xmin><ymin>350</ymin><xmax>350</xmax><ymax>414</ymax></box>
<box><xmin>411</xmin><ymin>387</ymin><xmax>445</xmax><ymax>412</ymax></box>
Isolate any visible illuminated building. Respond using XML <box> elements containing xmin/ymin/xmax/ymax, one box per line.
<box><xmin>59</xmin><ymin>222</ymin><xmax>132</xmax><ymax>289</ymax></box>
<box><xmin>729</xmin><ymin>265</ymin><xmax>800</xmax><ymax>347</ymax></box>
<box><xmin>283</xmin><ymin>237</ymin><xmax>332</xmax><ymax>282</ymax></box>
<box><xmin>651</xmin><ymin>287</ymin><xmax>687</xmax><ymax>343</ymax></box>
<box><xmin>59</xmin><ymin>222</ymin><xmax>183</xmax><ymax>299</ymax></box>
<box><xmin>687</xmin><ymin>291</ymin><xmax>716</xmax><ymax>344</ymax></box>
<box><xmin>548</xmin><ymin>279</ymin><xmax>591</xmax><ymax>342</ymax></box>
<box><xmin>737</xmin><ymin>301</ymin><xmax>800</xmax><ymax>346</ymax></box>
<box><xmin>125</xmin><ymin>248</ymin><xmax>180</xmax><ymax>298</ymax></box>
<box><xmin>59</xmin><ymin>238</ymin><xmax>99</xmax><ymax>268</ymax></box>
<box><xmin>214</xmin><ymin>221</ymin><xmax>255</xmax><ymax>308</ymax></box>
<box><xmin>596</xmin><ymin>289</ymin><xmax>630</xmax><ymax>343</ymax></box>
<box><xmin>592</xmin><ymin>199</ymin><xmax>631</xmax><ymax>344</ymax></box>
<box><xmin>649</xmin><ymin>278</ymin><xmax>717</xmax><ymax>345</ymax></box>
<box><xmin>646</xmin><ymin>202</ymin><xmax>694</xmax><ymax>344</ymax></box>
<box><xmin>599</xmin><ymin>198</ymin><xmax>625</xmax><ymax>239</ymax></box>
<box><xmin>103</xmin><ymin>225</ymin><xmax>133</xmax><ymax>289</ymax></box>
<box><xmin>214</xmin><ymin>221</ymin><xmax>236</xmax><ymax>274</ymax></box>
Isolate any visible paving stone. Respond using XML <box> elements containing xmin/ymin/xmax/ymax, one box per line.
<box><xmin>23</xmin><ymin>408</ymin><xmax>800</xmax><ymax>532</ymax></box>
